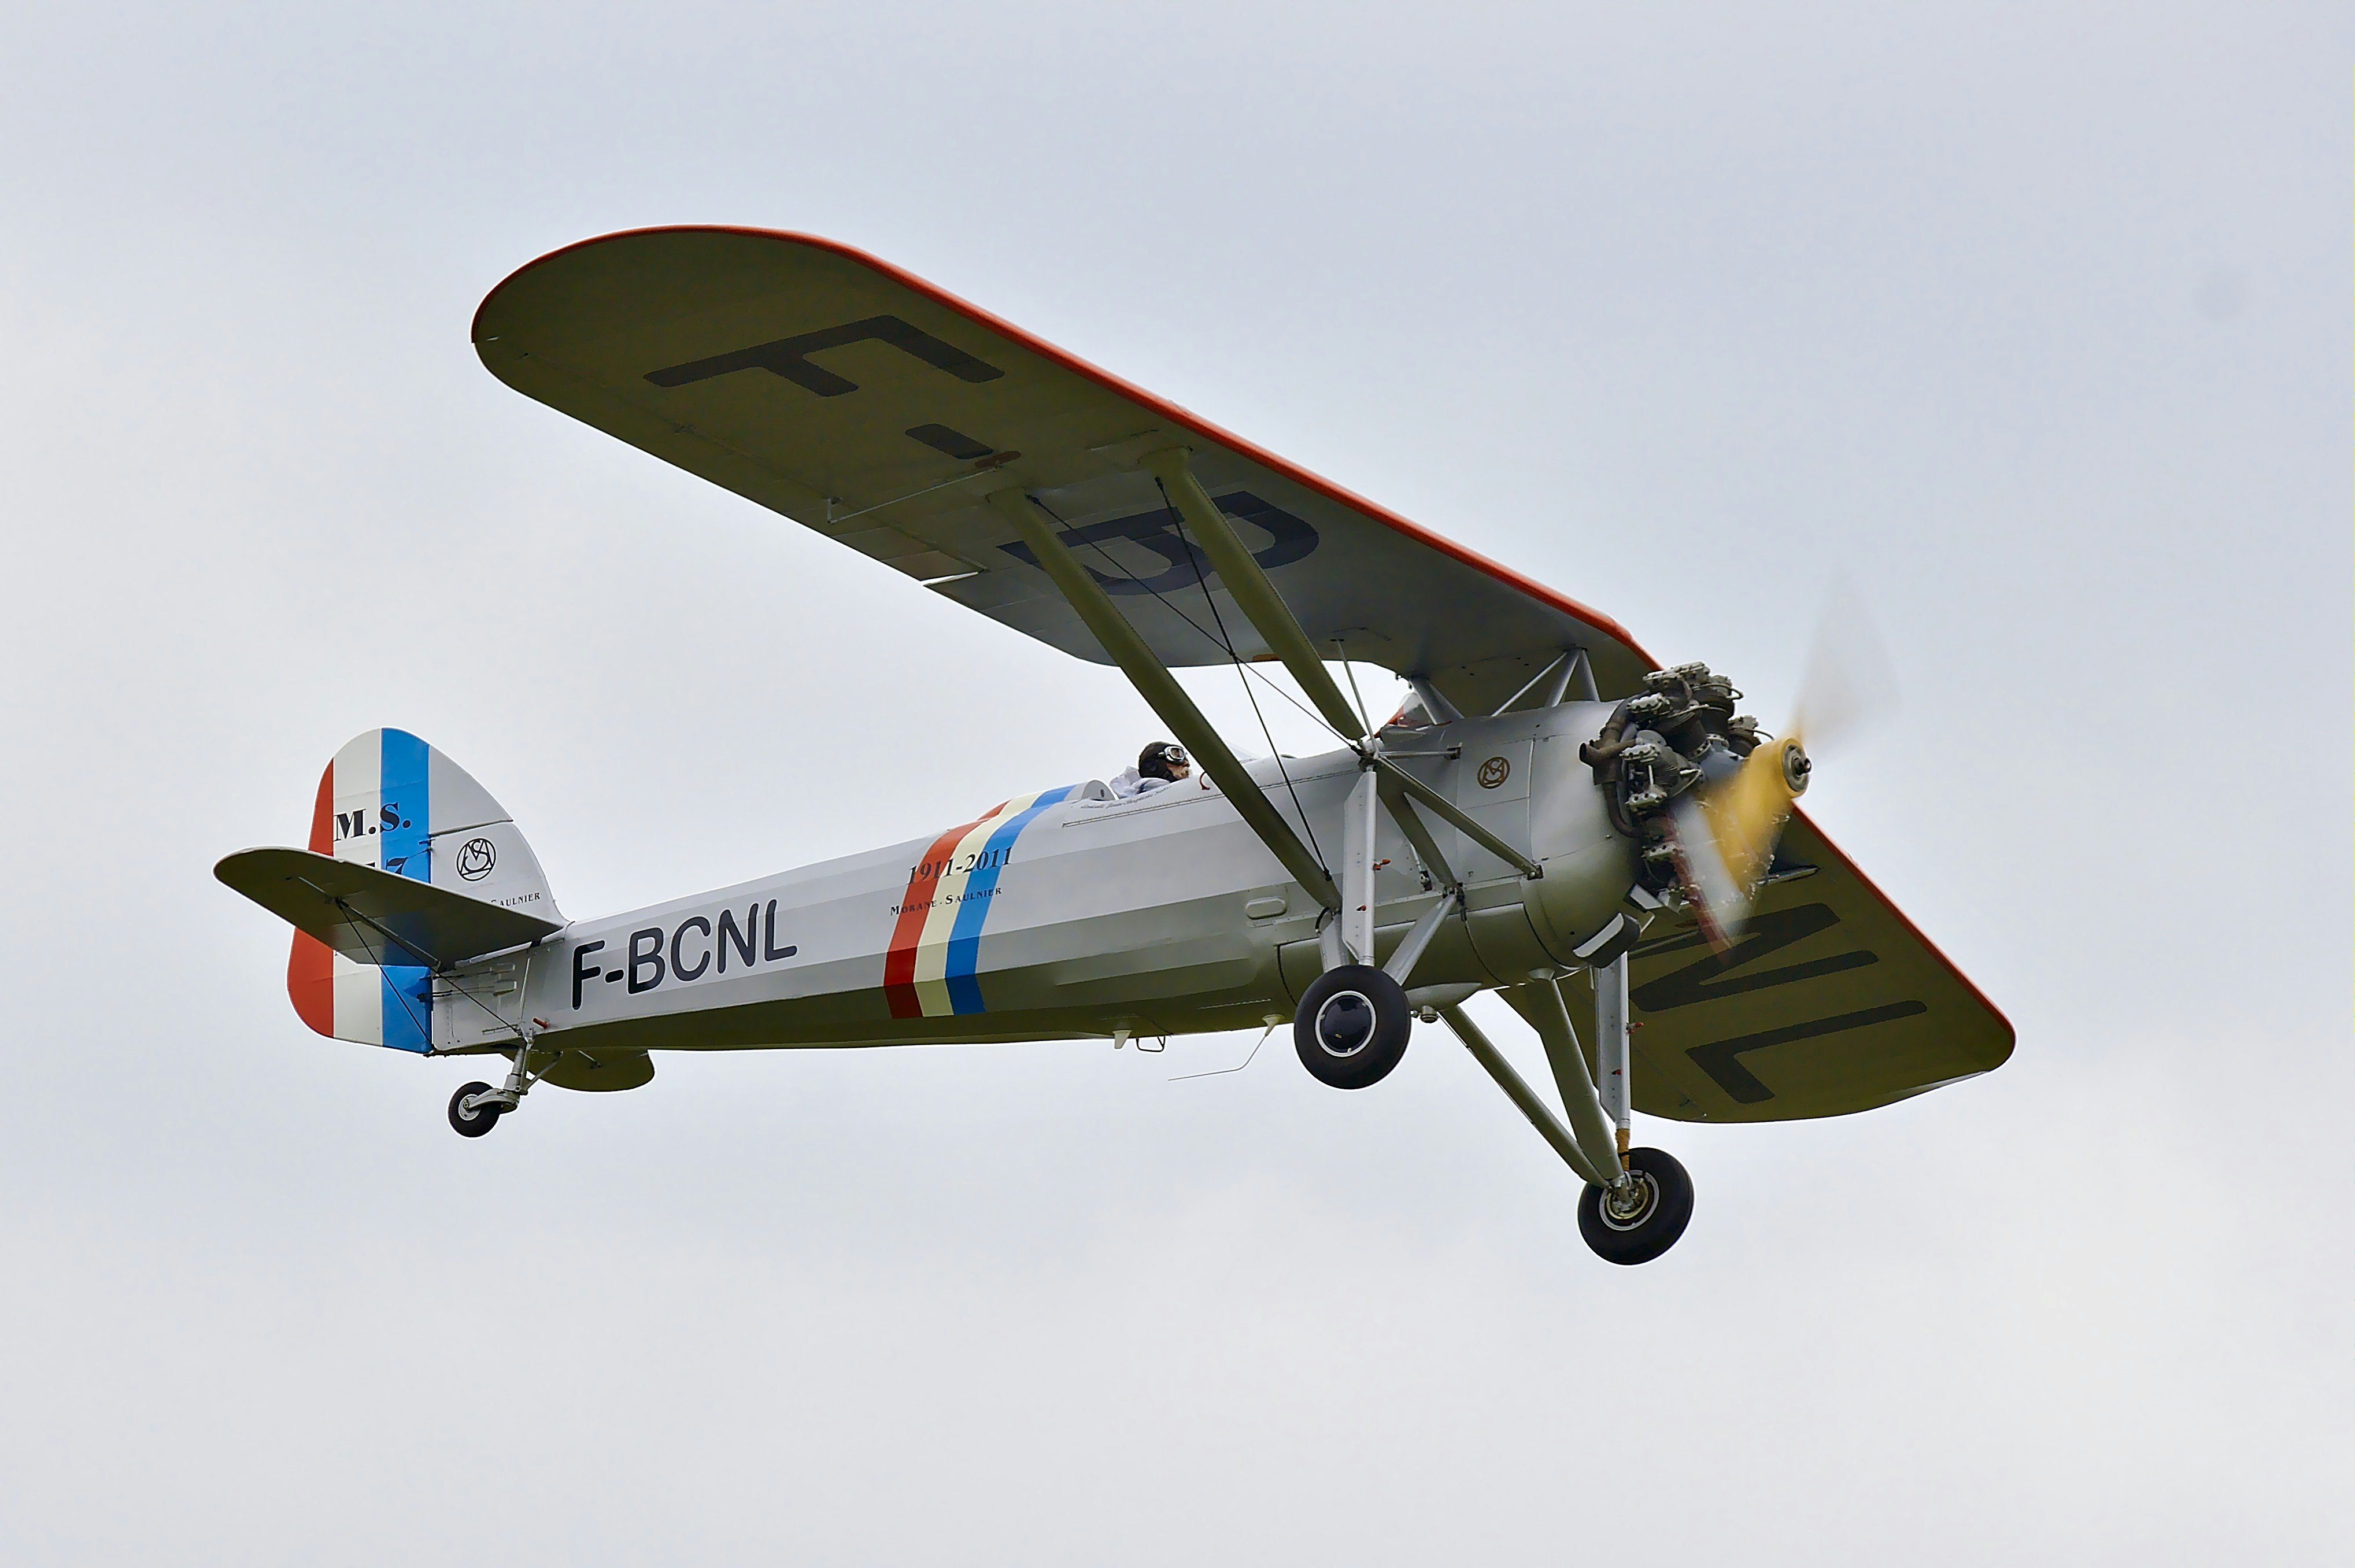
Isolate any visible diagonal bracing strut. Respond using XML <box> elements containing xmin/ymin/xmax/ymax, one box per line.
<box><xmin>1365</xmin><ymin>755</ymin><xmax>1544</xmax><ymax>881</ymax></box>
<box><xmin>1438</xmin><ymin>1003</ymin><xmax>1616</xmax><ymax>1188</ymax></box>
<box><xmin>989</xmin><ymin>486</ymin><xmax>1339</xmax><ymax>911</ymax></box>
<box><xmin>1501</xmin><ymin>977</ymin><xmax>1626</xmax><ymax>1181</ymax></box>
<box><xmin>1148</xmin><ymin>448</ymin><xmax>1483</xmax><ymax>980</ymax></box>
<box><xmin>1143</xmin><ymin>448</ymin><xmax>1367</xmax><ymax>740</ymax></box>
<box><xmin>1144</xmin><ymin>446</ymin><xmax>1545</xmax><ymax>886</ymax></box>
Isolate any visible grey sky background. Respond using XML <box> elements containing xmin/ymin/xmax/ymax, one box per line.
<box><xmin>1</xmin><ymin>3</ymin><xmax>2347</xmax><ymax>1562</ymax></box>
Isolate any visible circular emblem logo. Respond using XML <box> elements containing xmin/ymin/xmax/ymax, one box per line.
<box><xmin>1476</xmin><ymin>756</ymin><xmax>1511</xmax><ymax>789</ymax></box>
<box><xmin>455</xmin><ymin>837</ymin><xmax>497</xmax><ymax>881</ymax></box>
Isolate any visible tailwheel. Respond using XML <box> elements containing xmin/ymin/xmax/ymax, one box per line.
<box><xmin>1577</xmin><ymin>1147</ymin><xmax>1694</xmax><ymax>1265</ymax></box>
<box><xmin>448</xmin><ymin>1081</ymin><xmax>504</xmax><ymax>1138</ymax></box>
<box><xmin>1293</xmin><ymin>964</ymin><xmax>1413</xmax><ymax>1090</ymax></box>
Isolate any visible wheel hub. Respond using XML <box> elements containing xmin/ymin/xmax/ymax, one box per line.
<box><xmin>1599</xmin><ymin>1171</ymin><xmax>1659</xmax><ymax>1230</ymax></box>
<box><xmin>1314</xmin><ymin>991</ymin><xmax>1376</xmax><ymax>1057</ymax></box>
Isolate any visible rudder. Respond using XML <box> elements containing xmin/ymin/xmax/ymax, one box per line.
<box><xmin>288</xmin><ymin>729</ymin><xmax>562</xmax><ymax>1050</ymax></box>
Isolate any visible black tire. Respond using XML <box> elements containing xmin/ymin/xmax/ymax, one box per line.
<box><xmin>1577</xmin><ymin>1147</ymin><xmax>1694</xmax><ymax>1264</ymax></box>
<box><xmin>448</xmin><ymin>1081</ymin><xmax>503</xmax><ymax>1138</ymax></box>
<box><xmin>1293</xmin><ymin>964</ymin><xmax>1413</xmax><ymax>1090</ymax></box>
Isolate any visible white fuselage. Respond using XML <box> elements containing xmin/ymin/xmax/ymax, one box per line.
<box><xmin>435</xmin><ymin>703</ymin><xmax>1637</xmax><ymax>1058</ymax></box>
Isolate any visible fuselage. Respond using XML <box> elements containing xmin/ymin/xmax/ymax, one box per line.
<box><xmin>434</xmin><ymin>701</ymin><xmax>1638</xmax><ymax>1059</ymax></box>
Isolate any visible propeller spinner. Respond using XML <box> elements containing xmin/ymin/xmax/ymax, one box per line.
<box><xmin>1670</xmin><ymin>726</ymin><xmax>1811</xmax><ymax>949</ymax></box>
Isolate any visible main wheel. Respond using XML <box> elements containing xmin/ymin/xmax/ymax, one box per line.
<box><xmin>1577</xmin><ymin>1147</ymin><xmax>1694</xmax><ymax>1264</ymax></box>
<box><xmin>448</xmin><ymin>1081</ymin><xmax>503</xmax><ymax>1138</ymax></box>
<box><xmin>1293</xmin><ymin>964</ymin><xmax>1413</xmax><ymax>1090</ymax></box>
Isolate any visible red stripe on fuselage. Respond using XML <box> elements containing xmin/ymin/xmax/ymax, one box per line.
<box><xmin>882</xmin><ymin>804</ymin><xmax>1004</xmax><ymax>1019</ymax></box>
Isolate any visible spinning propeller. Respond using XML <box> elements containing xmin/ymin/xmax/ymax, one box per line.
<box><xmin>1666</xmin><ymin>590</ymin><xmax>1896</xmax><ymax>952</ymax></box>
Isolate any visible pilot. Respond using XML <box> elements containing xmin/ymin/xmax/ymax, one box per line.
<box><xmin>1111</xmin><ymin>741</ymin><xmax>1192</xmax><ymax>798</ymax></box>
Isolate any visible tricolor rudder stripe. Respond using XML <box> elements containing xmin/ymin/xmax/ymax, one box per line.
<box><xmin>287</xmin><ymin>728</ymin><xmax>437</xmax><ymax>1053</ymax></box>
<box><xmin>883</xmin><ymin>785</ymin><xmax>1075</xmax><ymax>1019</ymax></box>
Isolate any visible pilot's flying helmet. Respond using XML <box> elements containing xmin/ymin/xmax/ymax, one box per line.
<box><xmin>1138</xmin><ymin>742</ymin><xmax>1191</xmax><ymax>781</ymax></box>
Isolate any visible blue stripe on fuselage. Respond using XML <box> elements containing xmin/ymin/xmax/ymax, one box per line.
<box><xmin>943</xmin><ymin>784</ymin><xmax>1074</xmax><ymax>1015</ymax></box>
<box><xmin>378</xmin><ymin>729</ymin><xmax>433</xmax><ymax>1052</ymax></box>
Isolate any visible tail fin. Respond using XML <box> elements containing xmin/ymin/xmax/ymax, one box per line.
<box><xmin>286</xmin><ymin>729</ymin><xmax>561</xmax><ymax>1051</ymax></box>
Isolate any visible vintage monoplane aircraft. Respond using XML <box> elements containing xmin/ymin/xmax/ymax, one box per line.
<box><xmin>217</xmin><ymin>226</ymin><xmax>2012</xmax><ymax>1263</ymax></box>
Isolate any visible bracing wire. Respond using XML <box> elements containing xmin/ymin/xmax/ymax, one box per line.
<box><xmin>1025</xmin><ymin>493</ymin><xmax>1358</xmax><ymax>752</ymax></box>
<box><xmin>298</xmin><ymin>875</ymin><xmax>533</xmax><ymax>1049</ymax></box>
<box><xmin>1026</xmin><ymin>494</ymin><xmax>1354</xmax><ymax>868</ymax></box>
<box><xmin>1154</xmin><ymin>476</ymin><xmax>1327</xmax><ymax>872</ymax></box>
<box><xmin>319</xmin><ymin>891</ymin><xmax>436</xmax><ymax>1045</ymax></box>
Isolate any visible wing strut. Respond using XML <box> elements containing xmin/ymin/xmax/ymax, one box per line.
<box><xmin>1146</xmin><ymin>445</ymin><xmax>1515</xmax><ymax>872</ymax></box>
<box><xmin>1138</xmin><ymin>447</ymin><xmax>1553</xmax><ymax>968</ymax></box>
<box><xmin>1141</xmin><ymin>448</ymin><xmax>1366</xmax><ymax>739</ymax></box>
<box><xmin>1148</xmin><ymin>446</ymin><xmax>1496</xmax><ymax>973</ymax></box>
<box><xmin>986</xmin><ymin>487</ymin><xmax>1340</xmax><ymax>911</ymax></box>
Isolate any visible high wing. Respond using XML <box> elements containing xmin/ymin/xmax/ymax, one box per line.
<box><xmin>471</xmin><ymin>225</ymin><xmax>2011</xmax><ymax>1121</ymax></box>
<box><xmin>471</xmin><ymin>225</ymin><xmax>1648</xmax><ymax>719</ymax></box>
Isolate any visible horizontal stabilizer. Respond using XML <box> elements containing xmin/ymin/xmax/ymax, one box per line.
<box><xmin>217</xmin><ymin>847</ymin><xmax>564</xmax><ymax>968</ymax></box>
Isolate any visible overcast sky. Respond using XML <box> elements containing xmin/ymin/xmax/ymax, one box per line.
<box><xmin>1</xmin><ymin>3</ymin><xmax>2346</xmax><ymax>1563</ymax></box>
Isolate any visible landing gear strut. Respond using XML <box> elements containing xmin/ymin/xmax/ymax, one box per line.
<box><xmin>1293</xmin><ymin>767</ymin><xmax>1424</xmax><ymax>1091</ymax></box>
<box><xmin>445</xmin><ymin>1040</ymin><xmax>548</xmax><ymax>1138</ymax></box>
<box><xmin>1440</xmin><ymin>945</ymin><xmax>1697</xmax><ymax>1265</ymax></box>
